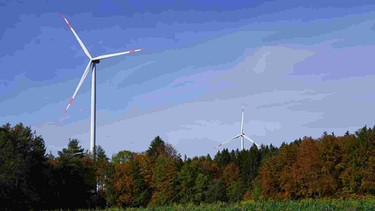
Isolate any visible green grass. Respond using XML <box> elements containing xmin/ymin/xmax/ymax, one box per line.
<box><xmin>76</xmin><ymin>198</ymin><xmax>375</xmax><ymax>211</ymax></box>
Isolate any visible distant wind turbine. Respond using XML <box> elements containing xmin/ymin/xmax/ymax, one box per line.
<box><xmin>61</xmin><ymin>14</ymin><xmax>144</xmax><ymax>160</ymax></box>
<box><xmin>218</xmin><ymin>105</ymin><xmax>260</xmax><ymax>150</ymax></box>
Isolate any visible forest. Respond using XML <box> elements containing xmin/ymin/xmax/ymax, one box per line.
<box><xmin>0</xmin><ymin>122</ymin><xmax>374</xmax><ymax>210</ymax></box>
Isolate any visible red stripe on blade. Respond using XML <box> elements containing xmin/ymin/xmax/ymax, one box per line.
<box><xmin>130</xmin><ymin>50</ymin><xmax>135</xmax><ymax>53</ymax></box>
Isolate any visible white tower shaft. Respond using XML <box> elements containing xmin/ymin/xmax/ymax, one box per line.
<box><xmin>90</xmin><ymin>63</ymin><xmax>96</xmax><ymax>160</ymax></box>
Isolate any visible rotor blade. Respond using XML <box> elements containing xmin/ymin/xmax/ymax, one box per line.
<box><xmin>240</xmin><ymin>105</ymin><xmax>245</xmax><ymax>134</ymax></box>
<box><xmin>218</xmin><ymin>134</ymin><xmax>241</xmax><ymax>147</ymax></box>
<box><xmin>242</xmin><ymin>134</ymin><xmax>260</xmax><ymax>147</ymax></box>
<box><xmin>92</xmin><ymin>48</ymin><xmax>144</xmax><ymax>61</ymax></box>
<box><xmin>61</xmin><ymin>14</ymin><xmax>92</xmax><ymax>60</ymax></box>
<box><xmin>65</xmin><ymin>61</ymin><xmax>92</xmax><ymax>113</ymax></box>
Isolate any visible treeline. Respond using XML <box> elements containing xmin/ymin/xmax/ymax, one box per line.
<box><xmin>258</xmin><ymin>129</ymin><xmax>375</xmax><ymax>199</ymax></box>
<box><xmin>0</xmin><ymin>123</ymin><xmax>374</xmax><ymax>210</ymax></box>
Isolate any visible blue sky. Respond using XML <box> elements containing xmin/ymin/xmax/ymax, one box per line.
<box><xmin>2</xmin><ymin>0</ymin><xmax>375</xmax><ymax>158</ymax></box>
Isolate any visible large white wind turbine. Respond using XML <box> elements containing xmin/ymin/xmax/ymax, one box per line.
<box><xmin>218</xmin><ymin>105</ymin><xmax>260</xmax><ymax>150</ymax></box>
<box><xmin>61</xmin><ymin>14</ymin><xmax>144</xmax><ymax>160</ymax></box>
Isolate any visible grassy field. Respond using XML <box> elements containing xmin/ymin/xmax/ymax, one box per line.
<box><xmin>85</xmin><ymin>198</ymin><xmax>375</xmax><ymax>211</ymax></box>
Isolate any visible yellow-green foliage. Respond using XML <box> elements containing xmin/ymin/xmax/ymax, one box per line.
<box><xmin>78</xmin><ymin>198</ymin><xmax>375</xmax><ymax>211</ymax></box>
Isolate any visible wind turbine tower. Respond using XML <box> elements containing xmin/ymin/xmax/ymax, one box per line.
<box><xmin>218</xmin><ymin>105</ymin><xmax>260</xmax><ymax>150</ymax></box>
<box><xmin>61</xmin><ymin>14</ymin><xmax>144</xmax><ymax>160</ymax></box>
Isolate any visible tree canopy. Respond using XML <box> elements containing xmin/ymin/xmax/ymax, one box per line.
<box><xmin>0</xmin><ymin>122</ymin><xmax>374</xmax><ymax>210</ymax></box>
